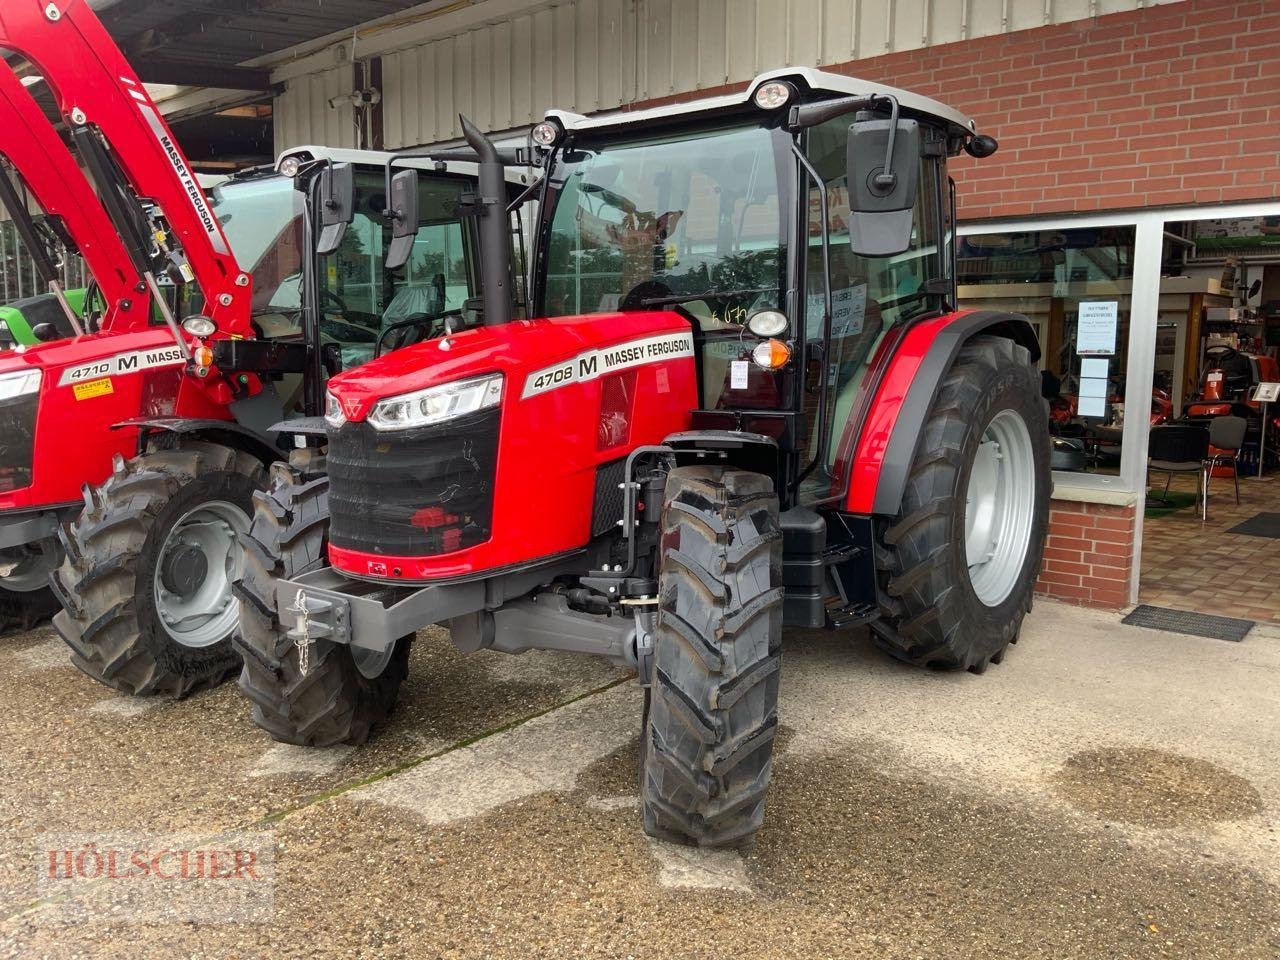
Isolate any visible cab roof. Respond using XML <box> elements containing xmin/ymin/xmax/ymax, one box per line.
<box><xmin>273</xmin><ymin>145</ymin><xmax>529</xmax><ymax>185</ymax></box>
<box><xmin>547</xmin><ymin>67</ymin><xmax>978</xmax><ymax>141</ymax></box>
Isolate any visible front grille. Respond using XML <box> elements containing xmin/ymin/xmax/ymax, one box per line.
<box><xmin>0</xmin><ymin>393</ymin><xmax>37</xmax><ymax>494</ymax></box>
<box><xmin>592</xmin><ymin>458</ymin><xmax>626</xmax><ymax>537</ymax></box>
<box><xmin>328</xmin><ymin>408</ymin><xmax>499</xmax><ymax>557</ymax></box>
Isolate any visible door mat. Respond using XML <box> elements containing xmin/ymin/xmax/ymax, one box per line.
<box><xmin>1226</xmin><ymin>512</ymin><xmax>1280</xmax><ymax>539</ymax></box>
<box><xmin>1122</xmin><ymin>605</ymin><xmax>1254</xmax><ymax>642</ymax></box>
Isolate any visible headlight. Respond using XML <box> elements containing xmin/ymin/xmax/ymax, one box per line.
<box><xmin>366</xmin><ymin>373</ymin><xmax>503</xmax><ymax>432</ymax></box>
<box><xmin>324</xmin><ymin>390</ymin><xmax>346</xmax><ymax>428</ymax></box>
<box><xmin>0</xmin><ymin>369</ymin><xmax>41</xmax><ymax>401</ymax></box>
<box><xmin>181</xmin><ymin>315</ymin><xmax>216</xmax><ymax>337</ymax></box>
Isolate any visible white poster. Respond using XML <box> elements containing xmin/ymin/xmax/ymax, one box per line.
<box><xmin>1077</xmin><ymin>394</ymin><xmax>1107</xmax><ymax>418</ymax></box>
<box><xmin>1080</xmin><ymin>357</ymin><xmax>1110</xmax><ymax>380</ymax></box>
<box><xmin>1077</xmin><ymin>301</ymin><xmax>1118</xmax><ymax>356</ymax></box>
<box><xmin>1078</xmin><ymin>377</ymin><xmax>1108</xmax><ymax>398</ymax></box>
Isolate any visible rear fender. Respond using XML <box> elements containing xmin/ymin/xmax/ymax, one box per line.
<box><xmin>843</xmin><ymin>309</ymin><xmax>1040</xmax><ymax>516</ymax></box>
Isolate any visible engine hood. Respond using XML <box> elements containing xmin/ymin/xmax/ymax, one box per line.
<box><xmin>0</xmin><ymin>327</ymin><xmax>180</xmax><ymax>376</ymax></box>
<box><xmin>328</xmin><ymin>312</ymin><xmax>695</xmax><ymax>423</ymax></box>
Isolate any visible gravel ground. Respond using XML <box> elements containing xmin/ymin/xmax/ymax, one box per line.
<box><xmin>0</xmin><ymin>602</ymin><xmax>1277</xmax><ymax>958</ymax></box>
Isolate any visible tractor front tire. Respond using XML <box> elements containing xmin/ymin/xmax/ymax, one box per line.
<box><xmin>52</xmin><ymin>442</ymin><xmax>263</xmax><ymax>696</ymax></box>
<box><xmin>871</xmin><ymin>335</ymin><xmax>1050</xmax><ymax>672</ymax></box>
<box><xmin>234</xmin><ymin>464</ymin><xmax>410</xmax><ymax>747</ymax></box>
<box><xmin>641</xmin><ymin>466</ymin><xmax>784</xmax><ymax>848</ymax></box>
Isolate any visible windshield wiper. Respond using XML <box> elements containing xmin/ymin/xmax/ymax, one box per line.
<box><xmin>637</xmin><ymin>286</ymin><xmax>777</xmax><ymax>308</ymax></box>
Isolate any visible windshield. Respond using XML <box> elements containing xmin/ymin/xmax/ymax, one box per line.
<box><xmin>207</xmin><ymin>176</ymin><xmax>304</xmax><ymax>314</ymax></box>
<box><xmin>541</xmin><ymin>125</ymin><xmax>786</xmax><ymax>321</ymax></box>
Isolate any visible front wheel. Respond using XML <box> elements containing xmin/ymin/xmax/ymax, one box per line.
<box><xmin>52</xmin><ymin>442</ymin><xmax>264</xmax><ymax>696</ymax></box>
<box><xmin>641</xmin><ymin>466</ymin><xmax>784</xmax><ymax>848</ymax></box>
<box><xmin>871</xmin><ymin>335</ymin><xmax>1050</xmax><ymax>672</ymax></box>
<box><xmin>234</xmin><ymin>462</ymin><xmax>410</xmax><ymax>747</ymax></box>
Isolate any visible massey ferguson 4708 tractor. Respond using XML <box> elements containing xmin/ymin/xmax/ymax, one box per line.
<box><xmin>240</xmin><ymin>69</ymin><xmax>1050</xmax><ymax>847</ymax></box>
<box><xmin>0</xmin><ymin>1</ymin><xmax>512</xmax><ymax>695</ymax></box>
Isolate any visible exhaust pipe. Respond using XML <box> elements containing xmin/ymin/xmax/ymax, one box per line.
<box><xmin>459</xmin><ymin>115</ymin><xmax>513</xmax><ymax>328</ymax></box>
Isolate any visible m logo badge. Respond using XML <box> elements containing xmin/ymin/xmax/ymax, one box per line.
<box><xmin>342</xmin><ymin>396</ymin><xmax>363</xmax><ymax>420</ymax></box>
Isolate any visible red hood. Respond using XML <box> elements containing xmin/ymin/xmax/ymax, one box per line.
<box><xmin>328</xmin><ymin>312</ymin><xmax>693</xmax><ymax>423</ymax></box>
<box><xmin>0</xmin><ymin>326</ymin><xmax>180</xmax><ymax>375</ymax></box>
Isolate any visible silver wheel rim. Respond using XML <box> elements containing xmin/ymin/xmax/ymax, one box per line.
<box><xmin>152</xmin><ymin>500</ymin><xmax>249</xmax><ymax>649</ymax></box>
<box><xmin>352</xmin><ymin>643</ymin><xmax>394</xmax><ymax>680</ymax></box>
<box><xmin>0</xmin><ymin>550</ymin><xmax>54</xmax><ymax>592</ymax></box>
<box><xmin>964</xmin><ymin>408</ymin><xmax>1036</xmax><ymax>607</ymax></box>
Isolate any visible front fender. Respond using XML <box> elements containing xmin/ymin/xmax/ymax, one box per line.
<box><xmin>116</xmin><ymin>417</ymin><xmax>283</xmax><ymax>466</ymax></box>
<box><xmin>843</xmin><ymin>309</ymin><xmax>1040</xmax><ymax>516</ymax></box>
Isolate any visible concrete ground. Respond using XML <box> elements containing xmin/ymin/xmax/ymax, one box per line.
<box><xmin>1</xmin><ymin>602</ymin><xmax>1278</xmax><ymax>959</ymax></box>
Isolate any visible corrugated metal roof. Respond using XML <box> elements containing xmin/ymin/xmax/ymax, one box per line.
<box><xmin>99</xmin><ymin>0</ymin><xmax>432</xmax><ymax>67</ymax></box>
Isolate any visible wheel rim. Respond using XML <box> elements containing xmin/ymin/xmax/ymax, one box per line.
<box><xmin>0</xmin><ymin>547</ymin><xmax>55</xmax><ymax>593</ymax></box>
<box><xmin>964</xmin><ymin>408</ymin><xmax>1036</xmax><ymax>607</ymax></box>
<box><xmin>152</xmin><ymin>500</ymin><xmax>249</xmax><ymax>648</ymax></box>
<box><xmin>352</xmin><ymin>643</ymin><xmax>394</xmax><ymax>680</ymax></box>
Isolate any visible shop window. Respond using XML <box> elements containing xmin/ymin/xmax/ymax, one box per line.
<box><xmin>959</xmin><ymin>226</ymin><xmax>1139</xmax><ymax>476</ymax></box>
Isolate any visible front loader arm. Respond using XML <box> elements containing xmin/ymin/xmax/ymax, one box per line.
<box><xmin>0</xmin><ymin>66</ymin><xmax>146</xmax><ymax>330</ymax></box>
<box><xmin>0</xmin><ymin>0</ymin><xmax>252</xmax><ymax>338</ymax></box>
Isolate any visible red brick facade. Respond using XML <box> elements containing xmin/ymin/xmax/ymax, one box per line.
<box><xmin>869</xmin><ymin>0</ymin><xmax>1279</xmax><ymax>219</ymax></box>
<box><xmin>639</xmin><ymin>0</ymin><xmax>1280</xmax><ymax>222</ymax></box>
<box><xmin>1036</xmin><ymin>501</ymin><xmax>1137</xmax><ymax>608</ymax></box>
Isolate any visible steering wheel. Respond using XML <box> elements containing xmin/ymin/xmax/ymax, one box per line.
<box><xmin>320</xmin><ymin>288</ymin><xmax>347</xmax><ymax>314</ymax></box>
<box><xmin>80</xmin><ymin>278</ymin><xmax>108</xmax><ymax>332</ymax></box>
<box><xmin>320</xmin><ymin>315</ymin><xmax>380</xmax><ymax>344</ymax></box>
<box><xmin>376</xmin><ymin>312</ymin><xmax>456</xmax><ymax>357</ymax></box>
<box><xmin>621</xmin><ymin>281</ymin><xmax>764</xmax><ymax>327</ymax></box>
<box><xmin>620</xmin><ymin>280</ymin><xmax>671</xmax><ymax>310</ymax></box>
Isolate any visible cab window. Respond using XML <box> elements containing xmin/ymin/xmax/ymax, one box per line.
<box><xmin>800</xmin><ymin>115</ymin><xmax>944</xmax><ymax>502</ymax></box>
<box><xmin>320</xmin><ymin>172</ymin><xmax>477</xmax><ymax>369</ymax></box>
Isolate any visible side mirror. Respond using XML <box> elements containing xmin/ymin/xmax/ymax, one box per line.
<box><xmin>385</xmin><ymin>169</ymin><xmax>420</xmax><ymax>271</ymax></box>
<box><xmin>846</xmin><ymin>113</ymin><xmax>920</xmax><ymax>256</ymax></box>
<box><xmin>315</xmin><ymin>162</ymin><xmax>355</xmax><ymax>257</ymax></box>
<box><xmin>321</xmin><ymin>342</ymin><xmax>344</xmax><ymax>377</ymax></box>
<box><xmin>31</xmin><ymin>322</ymin><xmax>59</xmax><ymax>342</ymax></box>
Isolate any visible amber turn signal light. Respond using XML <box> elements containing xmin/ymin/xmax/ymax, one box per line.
<box><xmin>751</xmin><ymin>338</ymin><xmax>791</xmax><ymax>370</ymax></box>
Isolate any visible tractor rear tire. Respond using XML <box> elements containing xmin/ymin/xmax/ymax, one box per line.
<box><xmin>234</xmin><ymin>463</ymin><xmax>410</xmax><ymax>747</ymax></box>
<box><xmin>871</xmin><ymin>335</ymin><xmax>1049</xmax><ymax>672</ymax></box>
<box><xmin>641</xmin><ymin>466</ymin><xmax>783</xmax><ymax>848</ymax></box>
<box><xmin>52</xmin><ymin>442</ymin><xmax>263</xmax><ymax>696</ymax></box>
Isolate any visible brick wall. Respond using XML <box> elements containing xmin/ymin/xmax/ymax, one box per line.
<box><xmin>1037</xmin><ymin>500</ymin><xmax>1137</xmax><ymax>608</ymax></box>
<box><xmin>637</xmin><ymin>0</ymin><xmax>1280</xmax><ymax>221</ymax></box>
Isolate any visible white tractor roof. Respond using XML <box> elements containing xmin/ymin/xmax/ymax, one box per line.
<box><xmin>547</xmin><ymin>66</ymin><xmax>978</xmax><ymax>139</ymax></box>
<box><xmin>274</xmin><ymin>145</ymin><xmax>529</xmax><ymax>184</ymax></box>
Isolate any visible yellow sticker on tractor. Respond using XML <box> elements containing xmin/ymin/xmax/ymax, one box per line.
<box><xmin>73</xmin><ymin>378</ymin><xmax>114</xmax><ymax>400</ymax></box>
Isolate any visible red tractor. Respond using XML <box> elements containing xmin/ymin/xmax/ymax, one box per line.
<box><xmin>0</xmin><ymin>1</ymin><xmax>516</xmax><ymax>695</ymax></box>
<box><xmin>238</xmin><ymin>71</ymin><xmax>1050</xmax><ymax>847</ymax></box>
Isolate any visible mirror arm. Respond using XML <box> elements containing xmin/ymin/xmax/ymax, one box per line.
<box><xmin>788</xmin><ymin>94</ymin><xmax>877</xmax><ymax>131</ymax></box>
<box><xmin>873</xmin><ymin>95</ymin><xmax>901</xmax><ymax>191</ymax></box>
<box><xmin>506</xmin><ymin>176</ymin><xmax>543</xmax><ymax>215</ymax></box>
<box><xmin>791</xmin><ymin>141</ymin><xmax>834</xmax><ymax>486</ymax></box>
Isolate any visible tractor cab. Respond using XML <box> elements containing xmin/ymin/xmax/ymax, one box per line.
<box><xmin>530</xmin><ymin>69</ymin><xmax>980</xmax><ymax>509</ymax></box>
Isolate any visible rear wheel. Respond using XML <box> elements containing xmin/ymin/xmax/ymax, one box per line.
<box><xmin>641</xmin><ymin>466</ymin><xmax>783</xmax><ymax>848</ymax></box>
<box><xmin>235</xmin><ymin>462</ymin><xmax>410</xmax><ymax>747</ymax></box>
<box><xmin>52</xmin><ymin>442</ymin><xmax>263</xmax><ymax>696</ymax></box>
<box><xmin>871</xmin><ymin>335</ymin><xmax>1050</xmax><ymax>672</ymax></box>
